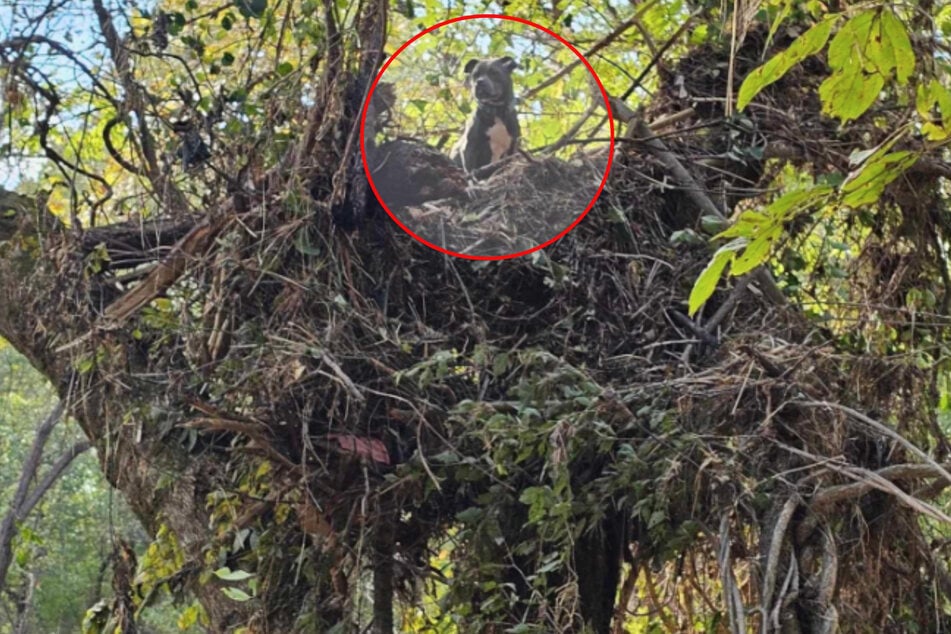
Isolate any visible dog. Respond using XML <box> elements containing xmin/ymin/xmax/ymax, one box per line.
<box><xmin>450</xmin><ymin>56</ymin><xmax>520</xmax><ymax>175</ymax></box>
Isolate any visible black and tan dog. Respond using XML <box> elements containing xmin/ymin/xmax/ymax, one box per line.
<box><xmin>450</xmin><ymin>56</ymin><xmax>520</xmax><ymax>175</ymax></box>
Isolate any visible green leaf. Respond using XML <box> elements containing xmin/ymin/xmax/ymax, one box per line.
<box><xmin>431</xmin><ymin>450</ymin><xmax>459</xmax><ymax>464</ymax></box>
<box><xmin>818</xmin><ymin>68</ymin><xmax>884</xmax><ymax>122</ymax></box>
<box><xmin>492</xmin><ymin>352</ymin><xmax>509</xmax><ymax>375</ymax></box>
<box><xmin>670</xmin><ymin>228</ymin><xmax>705</xmax><ymax>244</ymax></box>
<box><xmin>764</xmin><ymin>186</ymin><xmax>833</xmax><ymax>219</ymax></box>
<box><xmin>737</xmin><ymin>16</ymin><xmax>836</xmax><ymax>111</ymax></box>
<box><xmin>518</xmin><ymin>486</ymin><xmax>545</xmax><ymax>506</ymax></box>
<box><xmin>820</xmin><ymin>10</ymin><xmax>914</xmax><ymax>122</ymax></box>
<box><xmin>455</xmin><ymin>507</ymin><xmax>484</xmax><ymax>523</ymax></box>
<box><xmin>222</xmin><ymin>587</ymin><xmax>253</xmax><ymax>602</ymax></box>
<box><xmin>731</xmin><ymin>225</ymin><xmax>783</xmax><ymax>276</ymax></box>
<box><xmin>519</xmin><ymin>486</ymin><xmax>553</xmax><ymax>524</ymax></box>
<box><xmin>715</xmin><ymin>211</ymin><xmax>769</xmax><ymax>240</ymax></box>
<box><xmin>699</xmin><ymin>215</ymin><xmax>730</xmax><ymax>235</ymax></box>
<box><xmin>917</xmin><ymin>79</ymin><xmax>951</xmax><ymax>141</ymax></box>
<box><xmin>177</xmin><ymin>604</ymin><xmax>202</xmax><ymax>629</ymax></box>
<box><xmin>765</xmin><ymin>0</ymin><xmax>795</xmax><ymax>47</ymax></box>
<box><xmin>877</xmin><ymin>10</ymin><xmax>915</xmax><ymax>84</ymax></box>
<box><xmin>841</xmin><ymin>150</ymin><xmax>917</xmax><ymax>207</ymax></box>
<box><xmin>168</xmin><ymin>12</ymin><xmax>185</xmax><ymax>35</ymax></box>
<box><xmin>827</xmin><ymin>11</ymin><xmax>875</xmax><ymax>71</ymax></box>
<box><xmin>688</xmin><ymin>241</ymin><xmax>743</xmax><ymax>316</ymax></box>
<box><xmin>648</xmin><ymin>509</ymin><xmax>667</xmax><ymax>529</ymax></box>
<box><xmin>214</xmin><ymin>567</ymin><xmax>254</xmax><ymax>581</ymax></box>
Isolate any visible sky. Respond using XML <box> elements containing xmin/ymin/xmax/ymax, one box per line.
<box><xmin>1</xmin><ymin>0</ymin><xmax>114</xmax><ymax>188</ymax></box>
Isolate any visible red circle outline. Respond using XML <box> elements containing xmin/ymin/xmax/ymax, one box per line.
<box><xmin>360</xmin><ymin>14</ymin><xmax>615</xmax><ymax>261</ymax></box>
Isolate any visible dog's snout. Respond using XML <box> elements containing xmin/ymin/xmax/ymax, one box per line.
<box><xmin>474</xmin><ymin>78</ymin><xmax>493</xmax><ymax>97</ymax></box>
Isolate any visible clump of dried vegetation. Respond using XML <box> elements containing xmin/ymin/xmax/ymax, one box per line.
<box><xmin>30</xmin><ymin>18</ymin><xmax>948</xmax><ymax>633</ymax></box>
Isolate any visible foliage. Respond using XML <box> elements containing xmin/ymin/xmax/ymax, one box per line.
<box><xmin>691</xmin><ymin>3</ymin><xmax>951</xmax><ymax>314</ymax></box>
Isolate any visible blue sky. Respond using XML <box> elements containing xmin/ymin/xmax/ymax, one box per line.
<box><xmin>1</xmin><ymin>0</ymin><xmax>113</xmax><ymax>188</ymax></box>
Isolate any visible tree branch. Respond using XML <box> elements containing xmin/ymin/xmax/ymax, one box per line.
<box><xmin>0</xmin><ymin>403</ymin><xmax>64</xmax><ymax>590</ymax></box>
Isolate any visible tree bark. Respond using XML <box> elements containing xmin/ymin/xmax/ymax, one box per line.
<box><xmin>0</xmin><ymin>193</ymin><xmax>254</xmax><ymax>631</ymax></box>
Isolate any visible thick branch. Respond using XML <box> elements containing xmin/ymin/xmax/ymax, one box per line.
<box><xmin>810</xmin><ymin>463</ymin><xmax>951</xmax><ymax>511</ymax></box>
<box><xmin>20</xmin><ymin>440</ymin><xmax>91</xmax><ymax>516</ymax></box>
<box><xmin>0</xmin><ymin>403</ymin><xmax>64</xmax><ymax>590</ymax></box>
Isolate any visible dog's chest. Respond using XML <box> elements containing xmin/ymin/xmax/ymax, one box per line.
<box><xmin>485</xmin><ymin>117</ymin><xmax>513</xmax><ymax>161</ymax></box>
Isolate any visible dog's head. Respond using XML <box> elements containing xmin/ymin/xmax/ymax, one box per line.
<box><xmin>463</xmin><ymin>56</ymin><xmax>518</xmax><ymax>108</ymax></box>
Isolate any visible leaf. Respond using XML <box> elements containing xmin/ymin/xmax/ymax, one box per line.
<box><xmin>518</xmin><ymin>486</ymin><xmax>544</xmax><ymax>505</ymax></box>
<box><xmin>222</xmin><ymin>587</ymin><xmax>253</xmax><ymax>601</ymax></box>
<box><xmin>696</xmin><ymin>185</ymin><xmax>832</xmax><ymax>314</ymax></box>
<box><xmin>700</xmin><ymin>215</ymin><xmax>730</xmax><ymax>235</ymax></box>
<box><xmin>715</xmin><ymin>211</ymin><xmax>770</xmax><ymax>240</ymax></box>
<box><xmin>648</xmin><ymin>509</ymin><xmax>667</xmax><ymax>529</ymax></box>
<box><xmin>818</xmin><ymin>68</ymin><xmax>884</xmax><ymax>122</ymax></box>
<box><xmin>820</xmin><ymin>9</ymin><xmax>915</xmax><ymax>122</ymax></box>
<box><xmin>688</xmin><ymin>241</ymin><xmax>743</xmax><ymax>316</ymax></box>
<box><xmin>737</xmin><ymin>16</ymin><xmax>836</xmax><ymax>111</ymax></box>
<box><xmin>827</xmin><ymin>11</ymin><xmax>875</xmax><ymax>72</ymax></box>
<box><xmin>670</xmin><ymin>228</ymin><xmax>705</xmax><ymax>244</ymax></box>
<box><xmin>878</xmin><ymin>10</ymin><xmax>915</xmax><ymax>84</ymax></box>
<box><xmin>214</xmin><ymin>567</ymin><xmax>254</xmax><ymax>581</ymax></box>
<box><xmin>519</xmin><ymin>486</ymin><xmax>552</xmax><ymax>524</ymax></box>
<box><xmin>841</xmin><ymin>150</ymin><xmax>918</xmax><ymax>207</ymax></box>
<box><xmin>765</xmin><ymin>0</ymin><xmax>795</xmax><ymax>47</ymax></box>
<box><xmin>325</xmin><ymin>433</ymin><xmax>391</xmax><ymax>464</ymax></box>
<box><xmin>177</xmin><ymin>604</ymin><xmax>201</xmax><ymax>629</ymax></box>
<box><xmin>431</xmin><ymin>450</ymin><xmax>459</xmax><ymax>464</ymax></box>
<box><xmin>731</xmin><ymin>225</ymin><xmax>783</xmax><ymax>276</ymax></box>
<box><xmin>455</xmin><ymin>507</ymin><xmax>484</xmax><ymax>523</ymax></box>
<box><xmin>237</xmin><ymin>0</ymin><xmax>267</xmax><ymax>19</ymax></box>
<box><xmin>917</xmin><ymin>79</ymin><xmax>951</xmax><ymax>141</ymax></box>
<box><xmin>492</xmin><ymin>351</ymin><xmax>509</xmax><ymax>375</ymax></box>
<box><xmin>764</xmin><ymin>186</ymin><xmax>833</xmax><ymax>219</ymax></box>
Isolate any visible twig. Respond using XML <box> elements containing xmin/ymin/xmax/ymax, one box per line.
<box><xmin>317</xmin><ymin>350</ymin><xmax>367</xmax><ymax>405</ymax></box>
<box><xmin>620</xmin><ymin>10</ymin><xmax>703</xmax><ymax>102</ymax></box>
<box><xmin>813</xmin><ymin>528</ymin><xmax>839</xmax><ymax>633</ymax></box>
<box><xmin>521</xmin><ymin>0</ymin><xmax>661</xmax><ymax>101</ymax></box>
<box><xmin>798</xmin><ymin>400</ymin><xmax>951</xmax><ymax>486</ymax></box>
<box><xmin>810</xmin><ymin>463</ymin><xmax>951</xmax><ymax>510</ymax></box>
<box><xmin>703</xmin><ymin>277</ymin><xmax>751</xmax><ymax>334</ymax></box>
<box><xmin>717</xmin><ymin>514</ymin><xmax>746</xmax><ymax>634</ymax></box>
<box><xmin>667</xmin><ymin>309</ymin><xmax>719</xmax><ymax>346</ymax></box>
<box><xmin>760</xmin><ymin>495</ymin><xmax>798</xmax><ymax>634</ymax></box>
<box><xmin>774</xmin><ymin>441</ymin><xmax>951</xmax><ymax>524</ymax></box>
<box><xmin>629</xmin><ymin>118</ymin><xmax>786</xmax><ymax>307</ymax></box>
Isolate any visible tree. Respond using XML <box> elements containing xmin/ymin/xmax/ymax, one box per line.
<box><xmin>0</xmin><ymin>345</ymin><xmax>180</xmax><ymax>634</ymax></box>
<box><xmin>1</xmin><ymin>0</ymin><xmax>950</xmax><ymax>632</ymax></box>
<box><xmin>0</xmin><ymin>401</ymin><xmax>89</xmax><ymax>599</ymax></box>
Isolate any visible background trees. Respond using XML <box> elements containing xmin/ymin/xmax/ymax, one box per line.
<box><xmin>0</xmin><ymin>0</ymin><xmax>950</xmax><ymax>632</ymax></box>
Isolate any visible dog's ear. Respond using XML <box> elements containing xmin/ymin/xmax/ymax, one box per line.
<box><xmin>497</xmin><ymin>56</ymin><xmax>519</xmax><ymax>73</ymax></box>
<box><xmin>463</xmin><ymin>59</ymin><xmax>479</xmax><ymax>75</ymax></box>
